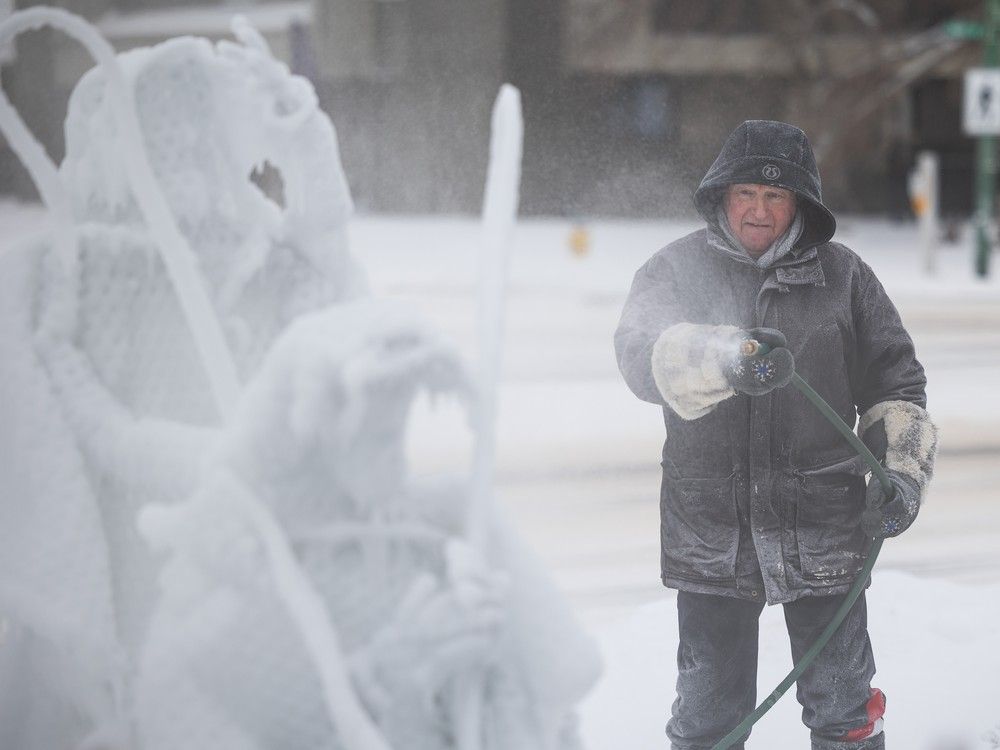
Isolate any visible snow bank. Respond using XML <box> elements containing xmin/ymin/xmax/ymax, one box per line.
<box><xmin>581</xmin><ymin>570</ymin><xmax>1000</xmax><ymax>749</ymax></box>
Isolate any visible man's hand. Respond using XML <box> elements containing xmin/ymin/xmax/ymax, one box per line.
<box><xmin>858</xmin><ymin>400</ymin><xmax>938</xmax><ymax>539</ymax></box>
<box><xmin>862</xmin><ymin>470</ymin><xmax>921</xmax><ymax>538</ymax></box>
<box><xmin>726</xmin><ymin>327</ymin><xmax>794</xmax><ymax>396</ymax></box>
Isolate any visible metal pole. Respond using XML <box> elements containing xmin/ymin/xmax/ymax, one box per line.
<box><xmin>920</xmin><ymin>151</ymin><xmax>940</xmax><ymax>274</ymax></box>
<box><xmin>976</xmin><ymin>0</ymin><xmax>1000</xmax><ymax>277</ymax></box>
<box><xmin>909</xmin><ymin>151</ymin><xmax>940</xmax><ymax>274</ymax></box>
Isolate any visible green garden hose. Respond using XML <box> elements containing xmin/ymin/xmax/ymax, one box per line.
<box><xmin>709</xmin><ymin>347</ymin><xmax>894</xmax><ymax>750</ymax></box>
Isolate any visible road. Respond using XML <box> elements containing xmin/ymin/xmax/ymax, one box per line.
<box><xmin>498</xmin><ymin>449</ymin><xmax>1000</xmax><ymax>626</ymax></box>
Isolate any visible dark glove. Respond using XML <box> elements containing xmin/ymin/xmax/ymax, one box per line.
<box><xmin>861</xmin><ymin>470</ymin><xmax>921</xmax><ymax>538</ymax></box>
<box><xmin>726</xmin><ymin>327</ymin><xmax>794</xmax><ymax>396</ymax></box>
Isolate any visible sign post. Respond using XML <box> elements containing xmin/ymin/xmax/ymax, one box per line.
<box><xmin>965</xmin><ymin>66</ymin><xmax>1000</xmax><ymax>278</ymax></box>
<box><xmin>957</xmin><ymin>1</ymin><xmax>1000</xmax><ymax>277</ymax></box>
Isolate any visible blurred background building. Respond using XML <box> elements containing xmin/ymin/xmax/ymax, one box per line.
<box><xmin>0</xmin><ymin>0</ymin><xmax>988</xmax><ymax>218</ymax></box>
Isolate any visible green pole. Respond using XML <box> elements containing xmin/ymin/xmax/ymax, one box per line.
<box><xmin>976</xmin><ymin>0</ymin><xmax>1000</xmax><ymax>278</ymax></box>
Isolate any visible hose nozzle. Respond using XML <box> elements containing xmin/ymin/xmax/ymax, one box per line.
<box><xmin>740</xmin><ymin>339</ymin><xmax>771</xmax><ymax>357</ymax></box>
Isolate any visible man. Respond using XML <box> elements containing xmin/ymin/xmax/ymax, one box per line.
<box><xmin>614</xmin><ymin>120</ymin><xmax>938</xmax><ymax>750</ymax></box>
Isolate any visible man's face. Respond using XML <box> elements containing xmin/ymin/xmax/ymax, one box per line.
<box><xmin>724</xmin><ymin>183</ymin><xmax>796</xmax><ymax>257</ymax></box>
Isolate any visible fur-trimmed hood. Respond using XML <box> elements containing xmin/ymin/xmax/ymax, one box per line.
<box><xmin>694</xmin><ymin>120</ymin><xmax>836</xmax><ymax>252</ymax></box>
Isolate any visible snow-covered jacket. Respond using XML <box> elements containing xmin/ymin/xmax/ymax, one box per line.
<box><xmin>614</xmin><ymin>120</ymin><xmax>928</xmax><ymax>604</ymax></box>
<box><xmin>615</xmin><ymin>227</ymin><xmax>927</xmax><ymax>604</ymax></box>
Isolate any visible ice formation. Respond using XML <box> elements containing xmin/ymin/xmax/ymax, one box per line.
<box><xmin>0</xmin><ymin>8</ymin><xmax>600</xmax><ymax>750</ymax></box>
<box><xmin>471</xmin><ymin>84</ymin><xmax>522</xmax><ymax>549</ymax></box>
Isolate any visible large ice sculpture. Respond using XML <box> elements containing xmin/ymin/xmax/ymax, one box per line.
<box><xmin>0</xmin><ymin>8</ymin><xmax>600</xmax><ymax>750</ymax></box>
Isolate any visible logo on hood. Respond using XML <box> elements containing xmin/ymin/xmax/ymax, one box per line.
<box><xmin>762</xmin><ymin>164</ymin><xmax>781</xmax><ymax>180</ymax></box>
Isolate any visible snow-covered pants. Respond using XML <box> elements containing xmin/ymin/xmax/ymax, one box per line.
<box><xmin>666</xmin><ymin>590</ymin><xmax>884</xmax><ymax>750</ymax></box>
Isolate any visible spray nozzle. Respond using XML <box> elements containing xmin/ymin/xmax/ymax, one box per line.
<box><xmin>740</xmin><ymin>339</ymin><xmax>772</xmax><ymax>357</ymax></box>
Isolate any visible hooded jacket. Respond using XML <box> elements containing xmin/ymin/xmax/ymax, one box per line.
<box><xmin>614</xmin><ymin>121</ymin><xmax>928</xmax><ymax>603</ymax></box>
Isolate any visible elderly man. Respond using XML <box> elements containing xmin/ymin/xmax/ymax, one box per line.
<box><xmin>614</xmin><ymin>120</ymin><xmax>938</xmax><ymax>750</ymax></box>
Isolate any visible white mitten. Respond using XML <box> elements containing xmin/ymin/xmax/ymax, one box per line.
<box><xmin>651</xmin><ymin>323</ymin><xmax>742</xmax><ymax>419</ymax></box>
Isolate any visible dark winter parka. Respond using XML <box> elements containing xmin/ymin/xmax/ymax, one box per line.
<box><xmin>615</xmin><ymin>121</ymin><xmax>927</xmax><ymax>604</ymax></box>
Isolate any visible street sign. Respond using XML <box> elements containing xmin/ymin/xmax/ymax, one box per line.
<box><xmin>964</xmin><ymin>68</ymin><xmax>1000</xmax><ymax>135</ymax></box>
<box><xmin>945</xmin><ymin>19</ymin><xmax>986</xmax><ymax>40</ymax></box>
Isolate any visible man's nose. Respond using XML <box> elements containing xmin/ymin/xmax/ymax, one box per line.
<box><xmin>751</xmin><ymin>196</ymin><xmax>768</xmax><ymax>217</ymax></box>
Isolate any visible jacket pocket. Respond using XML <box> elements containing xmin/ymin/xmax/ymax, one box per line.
<box><xmin>660</xmin><ymin>471</ymin><xmax>739</xmax><ymax>581</ymax></box>
<box><xmin>792</xmin><ymin>463</ymin><xmax>868</xmax><ymax>581</ymax></box>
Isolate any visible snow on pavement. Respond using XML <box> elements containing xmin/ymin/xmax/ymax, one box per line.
<box><xmin>581</xmin><ymin>571</ymin><xmax>1000</xmax><ymax>750</ymax></box>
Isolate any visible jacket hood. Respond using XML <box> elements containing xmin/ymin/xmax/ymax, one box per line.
<box><xmin>693</xmin><ymin>120</ymin><xmax>836</xmax><ymax>251</ymax></box>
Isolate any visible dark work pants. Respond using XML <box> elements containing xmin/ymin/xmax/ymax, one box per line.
<box><xmin>665</xmin><ymin>590</ymin><xmax>883</xmax><ymax>750</ymax></box>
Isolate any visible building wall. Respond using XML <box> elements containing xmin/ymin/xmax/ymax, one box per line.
<box><xmin>0</xmin><ymin>0</ymin><xmax>988</xmax><ymax>218</ymax></box>
<box><xmin>316</xmin><ymin>0</ymin><xmax>505</xmax><ymax>214</ymax></box>
<box><xmin>537</xmin><ymin>0</ymin><xmax>982</xmax><ymax>217</ymax></box>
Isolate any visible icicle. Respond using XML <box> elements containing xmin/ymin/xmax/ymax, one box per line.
<box><xmin>469</xmin><ymin>83</ymin><xmax>524</xmax><ymax>549</ymax></box>
<box><xmin>456</xmin><ymin>82</ymin><xmax>524</xmax><ymax>750</ymax></box>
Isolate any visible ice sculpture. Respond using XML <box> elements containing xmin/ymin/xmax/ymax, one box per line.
<box><xmin>0</xmin><ymin>7</ymin><xmax>600</xmax><ymax>750</ymax></box>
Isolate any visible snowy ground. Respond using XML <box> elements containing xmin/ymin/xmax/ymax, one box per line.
<box><xmin>3</xmin><ymin>199</ymin><xmax>999</xmax><ymax>748</ymax></box>
<box><xmin>583</xmin><ymin>571</ymin><xmax>1000</xmax><ymax>750</ymax></box>
<box><xmin>352</xmin><ymin>212</ymin><xmax>1000</xmax><ymax>750</ymax></box>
